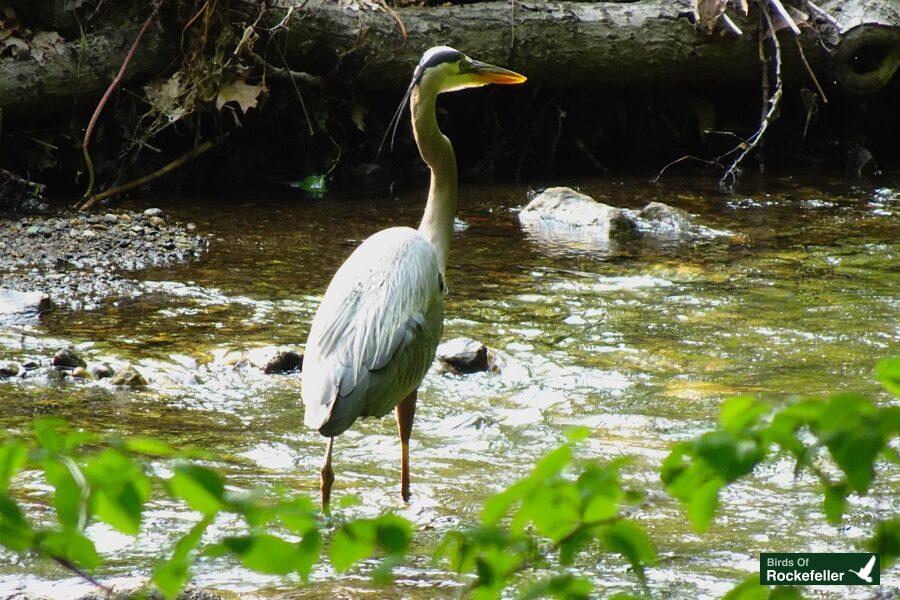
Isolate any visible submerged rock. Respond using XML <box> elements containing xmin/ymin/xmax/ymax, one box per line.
<box><xmin>0</xmin><ymin>362</ymin><xmax>21</xmax><ymax>378</ymax></box>
<box><xmin>52</xmin><ymin>347</ymin><xmax>87</xmax><ymax>369</ymax></box>
<box><xmin>437</xmin><ymin>337</ymin><xmax>491</xmax><ymax>374</ymax></box>
<box><xmin>264</xmin><ymin>350</ymin><xmax>303</xmax><ymax>374</ymax></box>
<box><xmin>636</xmin><ymin>202</ymin><xmax>694</xmax><ymax>235</ymax></box>
<box><xmin>110</xmin><ymin>364</ymin><xmax>148</xmax><ymax>387</ymax></box>
<box><xmin>519</xmin><ymin>187</ymin><xmax>637</xmax><ymax>242</ymax></box>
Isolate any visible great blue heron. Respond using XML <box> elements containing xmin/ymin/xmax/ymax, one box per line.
<box><xmin>302</xmin><ymin>47</ymin><xmax>526</xmax><ymax>509</ymax></box>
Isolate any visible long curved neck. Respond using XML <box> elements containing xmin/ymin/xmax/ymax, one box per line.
<box><xmin>411</xmin><ymin>87</ymin><xmax>457</xmax><ymax>271</ymax></box>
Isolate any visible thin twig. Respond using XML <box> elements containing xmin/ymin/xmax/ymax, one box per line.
<box><xmin>719</xmin><ymin>1</ymin><xmax>783</xmax><ymax>190</ymax></box>
<box><xmin>82</xmin><ymin>2</ymin><xmax>162</xmax><ymax>200</ymax></box>
<box><xmin>273</xmin><ymin>44</ymin><xmax>315</xmax><ymax>136</ymax></box>
<box><xmin>804</xmin><ymin>0</ymin><xmax>839</xmax><ymax>28</ymax></box>
<box><xmin>375</xmin><ymin>0</ymin><xmax>407</xmax><ymax>46</ymax></box>
<box><xmin>650</xmin><ymin>154</ymin><xmax>719</xmax><ymax>183</ymax></box>
<box><xmin>794</xmin><ymin>37</ymin><xmax>828</xmax><ymax>103</ymax></box>
<box><xmin>180</xmin><ymin>0</ymin><xmax>209</xmax><ymax>48</ymax></box>
<box><xmin>758</xmin><ymin>8</ymin><xmax>769</xmax><ymax>173</ymax></box>
<box><xmin>0</xmin><ymin>168</ymin><xmax>46</xmax><ymax>194</ymax></box>
<box><xmin>78</xmin><ymin>138</ymin><xmax>218</xmax><ymax>211</ymax></box>
<box><xmin>52</xmin><ymin>555</ymin><xmax>113</xmax><ymax>594</ymax></box>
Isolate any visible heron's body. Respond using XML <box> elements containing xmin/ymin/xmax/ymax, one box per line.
<box><xmin>303</xmin><ymin>227</ymin><xmax>445</xmax><ymax>437</ymax></box>
<box><xmin>300</xmin><ymin>46</ymin><xmax>525</xmax><ymax>508</ymax></box>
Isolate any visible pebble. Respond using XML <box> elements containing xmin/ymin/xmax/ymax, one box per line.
<box><xmin>143</xmin><ymin>208</ymin><xmax>163</xmax><ymax>217</ymax></box>
<box><xmin>71</xmin><ymin>367</ymin><xmax>92</xmax><ymax>380</ymax></box>
<box><xmin>110</xmin><ymin>364</ymin><xmax>148</xmax><ymax>387</ymax></box>
<box><xmin>264</xmin><ymin>351</ymin><xmax>303</xmax><ymax>374</ymax></box>
<box><xmin>102</xmin><ymin>214</ymin><xmax>119</xmax><ymax>224</ymax></box>
<box><xmin>437</xmin><ymin>337</ymin><xmax>490</xmax><ymax>374</ymax></box>
<box><xmin>52</xmin><ymin>348</ymin><xmax>87</xmax><ymax>369</ymax></box>
<box><xmin>88</xmin><ymin>363</ymin><xmax>114</xmax><ymax>379</ymax></box>
<box><xmin>148</xmin><ymin>216</ymin><xmax>165</xmax><ymax>227</ymax></box>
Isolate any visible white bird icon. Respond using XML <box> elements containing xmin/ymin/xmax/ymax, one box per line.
<box><xmin>848</xmin><ymin>555</ymin><xmax>877</xmax><ymax>583</ymax></box>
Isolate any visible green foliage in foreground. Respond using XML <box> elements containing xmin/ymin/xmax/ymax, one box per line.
<box><xmin>0</xmin><ymin>357</ymin><xmax>897</xmax><ymax>599</ymax></box>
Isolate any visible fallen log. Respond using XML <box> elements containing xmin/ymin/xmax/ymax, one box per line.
<box><xmin>0</xmin><ymin>22</ymin><xmax>174</xmax><ymax>117</ymax></box>
<box><xmin>0</xmin><ymin>0</ymin><xmax>896</xmax><ymax>118</ymax></box>
<box><xmin>270</xmin><ymin>0</ymin><xmax>900</xmax><ymax>93</ymax></box>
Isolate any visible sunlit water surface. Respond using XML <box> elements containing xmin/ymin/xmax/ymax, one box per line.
<box><xmin>1</xmin><ymin>176</ymin><xmax>898</xmax><ymax>598</ymax></box>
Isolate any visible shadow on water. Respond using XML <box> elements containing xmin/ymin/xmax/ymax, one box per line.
<box><xmin>0</xmin><ymin>174</ymin><xmax>898</xmax><ymax>598</ymax></box>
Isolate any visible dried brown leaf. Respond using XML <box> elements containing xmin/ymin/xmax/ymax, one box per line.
<box><xmin>215</xmin><ymin>79</ymin><xmax>267</xmax><ymax>114</ymax></box>
<box><xmin>693</xmin><ymin>0</ymin><xmax>728</xmax><ymax>34</ymax></box>
<box><xmin>29</xmin><ymin>31</ymin><xmax>66</xmax><ymax>65</ymax></box>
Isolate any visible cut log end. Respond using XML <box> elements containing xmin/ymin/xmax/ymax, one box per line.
<box><xmin>831</xmin><ymin>25</ymin><xmax>900</xmax><ymax>93</ymax></box>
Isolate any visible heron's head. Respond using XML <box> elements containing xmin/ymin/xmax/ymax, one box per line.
<box><xmin>378</xmin><ymin>47</ymin><xmax>526</xmax><ymax>155</ymax></box>
<box><xmin>413</xmin><ymin>46</ymin><xmax>527</xmax><ymax>95</ymax></box>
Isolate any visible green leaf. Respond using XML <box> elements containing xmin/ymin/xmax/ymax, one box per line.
<box><xmin>40</xmin><ymin>530</ymin><xmax>101</xmax><ymax>570</ymax></box>
<box><xmin>532</xmin><ymin>445</ymin><xmax>572</xmax><ymax>480</ymax></box>
<box><xmin>868</xmin><ymin>517</ymin><xmax>900</xmax><ymax>570</ymax></box>
<box><xmin>823</xmin><ymin>483</ymin><xmax>847</xmax><ymax>525</ymax></box>
<box><xmin>695</xmin><ymin>430</ymin><xmax>764</xmax><ymax>482</ymax></box>
<box><xmin>225</xmin><ymin>534</ymin><xmax>302</xmax><ymax>575</ymax></box>
<box><xmin>719</xmin><ymin>397</ymin><xmax>771</xmax><ymax>432</ymax></box>
<box><xmin>876</xmin><ymin>357</ymin><xmax>900</xmax><ymax>396</ymax></box>
<box><xmin>0</xmin><ymin>441</ymin><xmax>26</xmax><ymax>490</ymax></box>
<box><xmin>169</xmin><ymin>465</ymin><xmax>225</xmax><ymax>515</ymax></box>
<box><xmin>722</xmin><ymin>576</ymin><xmax>768</xmax><ymax>600</ymax></box>
<box><xmin>84</xmin><ymin>450</ymin><xmax>151</xmax><ymax>535</ymax></box>
<box><xmin>819</xmin><ymin>394</ymin><xmax>881</xmax><ymax>493</ymax></box>
<box><xmin>32</xmin><ymin>418</ymin><xmax>67</xmax><ymax>453</ymax></box>
<box><xmin>295</xmin><ymin>174</ymin><xmax>326</xmax><ymax>196</ymax></box>
<box><xmin>330</xmin><ymin>520</ymin><xmax>376</xmax><ymax>572</ymax></box>
<box><xmin>152</xmin><ymin>516</ymin><xmax>212</xmax><ymax>600</ymax></box>
<box><xmin>582</xmin><ymin>494</ymin><xmax>617</xmax><ymax>523</ymax></box>
<box><xmin>43</xmin><ymin>459</ymin><xmax>84</xmax><ymax>530</ymax></box>
<box><xmin>520</xmin><ymin>573</ymin><xmax>592</xmax><ymax>599</ymax></box>
<box><xmin>564</xmin><ymin>426</ymin><xmax>590</xmax><ymax>443</ymax></box>
<box><xmin>124</xmin><ymin>436</ymin><xmax>175</xmax><ymax>457</ymax></box>
<box><xmin>0</xmin><ymin>494</ymin><xmax>33</xmax><ymax>552</ymax></box>
<box><xmin>375</xmin><ymin>514</ymin><xmax>412</xmax><ymax>554</ymax></box>
<box><xmin>295</xmin><ymin>530</ymin><xmax>322</xmax><ymax>582</ymax></box>
<box><xmin>482</xmin><ymin>480</ymin><xmax>529</xmax><ymax>525</ymax></box>
<box><xmin>688</xmin><ymin>477</ymin><xmax>723</xmax><ymax>533</ymax></box>
<box><xmin>599</xmin><ymin>520</ymin><xmax>656</xmax><ymax>577</ymax></box>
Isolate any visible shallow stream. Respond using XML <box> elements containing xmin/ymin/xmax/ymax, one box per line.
<box><xmin>1</xmin><ymin>175</ymin><xmax>898</xmax><ymax>598</ymax></box>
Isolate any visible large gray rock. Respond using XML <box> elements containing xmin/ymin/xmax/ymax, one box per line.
<box><xmin>518</xmin><ymin>187</ymin><xmax>637</xmax><ymax>242</ymax></box>
<box><xmin>520</xmin><ymin>188</ymin><xmax>729</xmax><ymax>247</ymax></box>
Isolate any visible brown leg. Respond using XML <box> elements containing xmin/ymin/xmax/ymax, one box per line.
<box><xmin>396</xmin><ymin>391</ymin><xmax>417</xmax><ymax>503</ymax></box>
<box><xmin>320</xmin><ymin>437</ymin><xmax>335</xmax><ymax>512</ymax></box>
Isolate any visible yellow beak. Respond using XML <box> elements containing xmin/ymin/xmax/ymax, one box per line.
<box><xmin>470</xmin><ymin>60</ymin><xmax>527</xmax><ymax>85</ymax></box>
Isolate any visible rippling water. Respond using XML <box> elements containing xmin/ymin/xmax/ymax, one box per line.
<box><xmin>1</xmin><ymin>175</ymin><xmax>898</xmax><ymax>598</ymax></box>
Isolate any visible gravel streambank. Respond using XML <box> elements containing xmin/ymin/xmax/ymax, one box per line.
<box><xmin>0</xmin><ymin>208</ymin><xmax>206</xmax><ymax>310</ymax></box>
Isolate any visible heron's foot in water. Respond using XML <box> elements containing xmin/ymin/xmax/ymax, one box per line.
<box><xmin>320</xmin><ymin>463</ymin><xmax>335</xmax><ymax>512</ymax></box>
